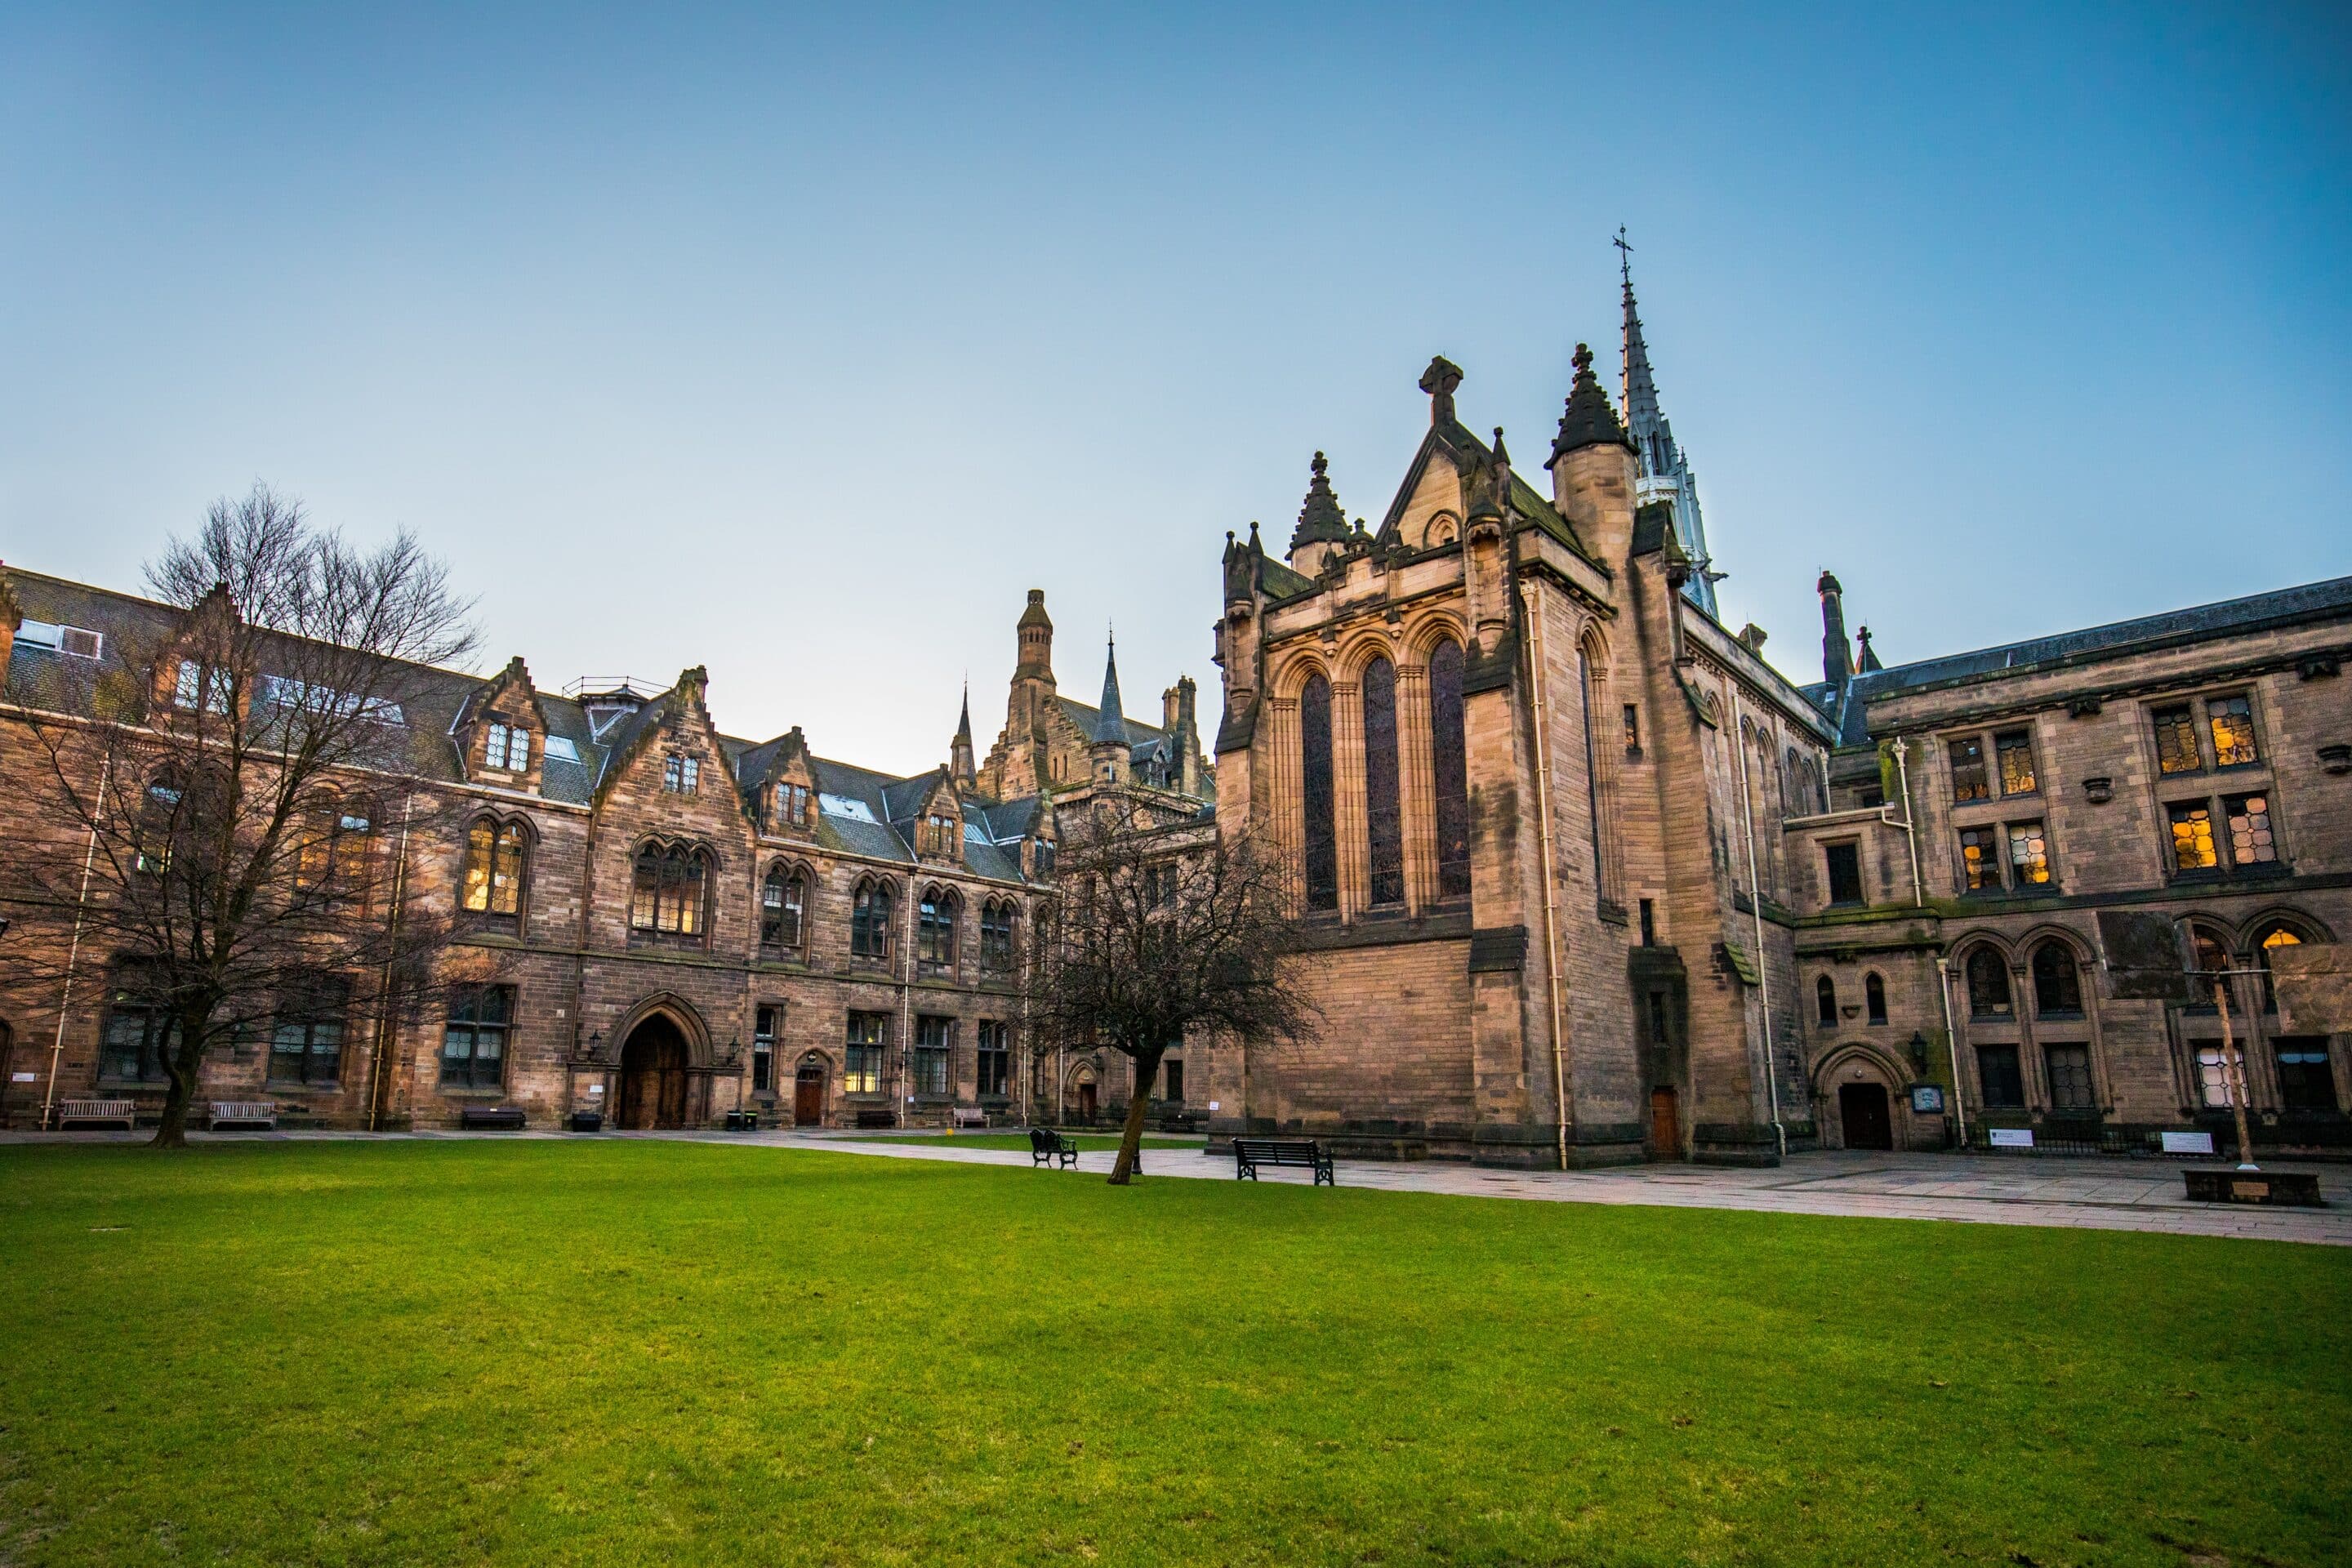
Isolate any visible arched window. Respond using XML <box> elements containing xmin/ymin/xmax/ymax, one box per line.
<box><xmin>1966</xmin><ymin>947</ymin><xmax>2013</xmax><ymax>1018</ymax></box>
<box><xmin>1300</xmin><ymin>673</ymin><xmax>1337</xmax><ymax>912</ymax></box>
<box><xmin>630</xmin><ymin>843</ymin><xmax>707</xmax><ymax>937</ymax></box>
<box><xmin>851</xmin><ymin>880</ymin><xmax>893</xmax><ymax>962</ymax></box>
<box><xmin>2254</xmin><ymin>923</ymin><xmax>2306</xmax><ymax>1013</ymax></box>
<box><xmin>1816</xmin><ymin>975</ymin><xmax>1838</xmax><ymax>1027</ymax></box>
<box><xmin>1579</xmin><ymin>646</ymin><xmax>1610</xmax><ymax>894</ymax></box>
<box><xmin>981</xmin><ymin>901</ymin><xmax>1016</xmax><ymax>973</ymax></box>
<box><xmin>1362</xmin><ymin>657</ymin><xmax>1404</xmax><ymax>906</ymax></box>
<box><xmin>760</xmin><ymin>864</ymin><xmax>805</xmax><ymax>949</ymax></box>
<box><xmin>2032</xmin><ymin>941</ymin><xmax>2083</xmax><ymax>1017</ymax></box>
<box><xmin>1429</xmin><ymin>639</ymin><xmax>1471</xmax><ymax>900</ymax></box>
<box><xmin>461</xmin><ymin>817</ymin><xmax>528</xmax><ymax>925</ymax></box>
<box><xmin>919</xmin><ymin>887</ymin><xmax>958</xmax><ymax>970</ymax></box>
<box><xmin>2183</xmin><ymin>923</ymin><xmax>2236</xmax><ymax>1013</ymax></box>
<box><xmin>1865</xmin><ymin>972</ymin><xmax>1887</xmax><ymax>1025</ymax></box>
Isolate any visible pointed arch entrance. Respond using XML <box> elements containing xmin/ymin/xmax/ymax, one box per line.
<box><xmin>619</xmin><ymin>1013</ymin><xmax>691</xmax><ymax>1129</ymax></box>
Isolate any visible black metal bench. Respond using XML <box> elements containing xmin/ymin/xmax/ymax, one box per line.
<box><xmin>854</xmin><ymin>1107</ymin><xmax>897</xmax><ymax>1131</ymax></box>
<box><xmin>459</xmin><ymin>1105</ymin><xmax>527</xmax><ymax>1130</ymax></box>
<box><xmin>1233</xmin><ymin>1137</ymin><xmax>1334</xmax><ymax>1186</ymax></box>
<box><xmin>1030</xmin><ymin>1128</ymin><xmax>1080</xmax><ymax>1169</ymax></box>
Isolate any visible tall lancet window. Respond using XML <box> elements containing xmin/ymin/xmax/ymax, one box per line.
<box><xmin>1362</xmin><ymin>657</ymin><xmax>1404</xmax><ymax>907</ymax></box>
<box><xmin>1430</xmin><ymin>640</ymin><xmax>1472</xmax><ymax>899</ymax></box>
<box><xmin>1300</xmin><ymin>674</ymin><xmax>1338</xmax><ymax>912</ymax></box>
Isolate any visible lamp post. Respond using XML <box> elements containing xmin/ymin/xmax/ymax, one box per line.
<box><xmin>2199</xmin><ymin>969</ymin><xmax>2266</xmax><ymax>1172</ymax></box>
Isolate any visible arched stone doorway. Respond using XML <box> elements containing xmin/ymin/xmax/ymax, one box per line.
<box><xmin>619</xmin><ymin>1014</ymin><xmax>691</xmax><ymax>1129</ymax></box>
<box><xmin>1815</xmin><ymin>1042</ymin><xmax>1912</xmax><ymax>1152</ymax></box>
<box><xmin>793</xmin><ymin>1054</ymin><xmax>827</xmax><ymax>1128</ymax></box>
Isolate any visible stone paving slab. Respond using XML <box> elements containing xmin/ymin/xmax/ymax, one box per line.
<box><xmin>8</xmin><ymin>1129</ymin><xmax>2346</xmax><ymax>1245</ymax></box>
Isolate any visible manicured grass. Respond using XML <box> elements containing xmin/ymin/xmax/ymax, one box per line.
<box><xmin>1</xmin><ymin>1143</ymin><xmax>2345</xmax><ymax>1566</ymax></box>
<box><xmin>858</xmin><ymin>1132</ymin><xmax>1205</xmax><ymax>1152</ymax></box>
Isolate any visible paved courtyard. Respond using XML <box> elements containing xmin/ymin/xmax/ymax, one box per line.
<box><xmin>16</xmin><ymin>1126</ymin><xmax>2344</xmax><ymax>1245</ymax></box>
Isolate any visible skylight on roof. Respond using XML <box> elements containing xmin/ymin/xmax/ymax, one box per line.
<box><xmin>820</xmin><ymin>793</ymin><xmax>876</xmax><ymax>823</ymax></box>
<box><xmin>16</xmin><ymin>620</ymin><xmax>102</xmax><ymax>658</ymax></box>
<box><xmin>542</xmin><ymin>736</ymin><xmax>580</xmax><ymax>763</ymax></box>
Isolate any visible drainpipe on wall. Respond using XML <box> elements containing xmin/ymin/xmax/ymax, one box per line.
<box><xmin>365</xmin><ymin>790</ymin><xmax>415</xmax><ymax>1131</ymax></box>
<box><xmin>42</xmin><ymin>757</ymin><xmax>109</xmax><ymax>1131</ymax></box>
<box><xmin>1518</xmin><ymin>585</ymin><xmax>1571</xmax><ymax>1172</ymax></box>
<box><xmin>1729</xmin><ymin>693</ymin><xmax>1787</xmax><ymax>1162</ymax></box>
<box><xmin>1893</xmin><ymin>737</ymin><xmax>1924</xmax><ymax>907</ymax></box>
<box><xmin>899</xmin><ymin>869</ymin><xmax>916</xmax><ymax>1126</ymax></box>
<box><xmin>1934</xmin><ymin>955</ymin><xmax>1968</xmax><ymax>1149</ymax></box>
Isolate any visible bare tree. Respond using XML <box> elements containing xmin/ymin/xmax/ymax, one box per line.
<box><xmin>1024</xmin><ymin>799</ymin><xmax>1317</xmax><ymax>1184</ymax></box>
<box><xmin>1</xmin><ymin>484</ymin><xmax>479</xmax><ymax>1147</ymax></box>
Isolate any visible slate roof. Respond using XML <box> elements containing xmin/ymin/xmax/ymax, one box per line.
<box><xmin>2</xmin><ymin>565</ymin><xmax>1045</xmax><ymax>884</ymax></box>
<box><xmin>1055</xmin><ymin>693</ymin><xmax>1169</xmax><ymax>751</ymax></box>
<box><xmin>1800</xmin><ymin>574</ymin><xmax>2352</xmax><ymax>750</ymax></box>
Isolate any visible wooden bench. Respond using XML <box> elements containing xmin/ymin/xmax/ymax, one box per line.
<box><xmin>854</xmin><ymin>1107</ymin><xmax>898</xmax><ymax>1130</ymax></box>
<box><xmin>1233</xmin><ymin>1137</ymin><xmax>1334</xmax><ymax>1186</ymax></box>
<box><xmin>56</xmin><ymin>1098</ymin><xmax>136</xmax><ymax>1130</ymax></box>
<box><xmin>951</xmin><ymin>1107</ymin><xmax>989</xmax><ymax>1130</ymax></box>
<box><xmin>208</xmin><ymin>1101</ymin><xmax>277</xmax><ymax>1131</ymax></box>
<box><xmin>459</xmin><ymin>1105</ymin><xmax>527</xmax><ymax>1130</ymax></box>
<box><xmin>1030</xmin><ymin>1128</ymin><xmax>1080</xmax><ymax>1169</ymax></box>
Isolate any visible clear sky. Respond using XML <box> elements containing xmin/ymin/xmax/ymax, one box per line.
<box><xmin>4</xmin><ymin>3</ymin><xmax>2346</xmax><ymax>773</ymax></box>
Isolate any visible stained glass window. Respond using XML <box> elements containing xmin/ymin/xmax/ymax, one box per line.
<box><xmin>2225</xmin><ymin>794</ymin><xmax>2275</xmax><ymax>866</ymax></box>
<box><xmin>2032</xmin><ymin>942</ymin><xmax>2082</xmax><ymax>1016</ymax></box>
<box><xmin>1948</xmin><ymin>736</ymin><xmax>1989</xmax><ymax>802</ymax></box>
<box><xmin>2195</xmin><ymin>1045</ymin><xmax>2233</xmax><ymax>1107</ymax></box>
<box><xmin>2152</xmin><ymin>705</ymin><xmax>2200</xmax><ymax>775</ymax></box>
<box><xmin>1966</xmin><ymin>947</ymin><xmax>2012</xmax><ymax>1018</ymax></box>
<box><xmin>1430</xmin><ymin>640</ymin><xmax>1471</xmax><ymax>900</ymax></box>
<box><xmin>2007</xmin><ymin>822</ymin><xmax>2050</xmax><ymax>885</ymax></box>
<box><xmin>1362</xmin><ymin>658</ymin><xmax>1404</xmax><ymax>906</ymax></box>
<box><xmin>1994</xmin><ymin>729</ymin><xmax>2037</xmax><ymax>795</ymax></box>
<box><xmin>1958</xmin><ymin>826</ymin><xmax>2002</xmax><ymax>892</ymax></box>
<box><xmin>2044</xmin><ymin>1045</ymin><xmax>2094</xmax><ymax>1111</ymax></box>
<box><xmin>2167</xmin><ymin>801</ymin><xmax>2217</xmax><ymax>872</ymax></box>
<box><xmin>2208</xmin><ymin>693</ymin><xmax>2259</xmax><ymax>767</ymax></box>
<box><xmin>1300</xmin><ymin>674</ymin><xmax>1337</xmax><ymax>912</ymax></box>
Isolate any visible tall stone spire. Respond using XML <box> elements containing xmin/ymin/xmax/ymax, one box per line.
<box><xmin>950</xmin><ymin>679</ymin><xmax>976</xmax><ymax>787</ymax></box>
<box><xmin>1615</xmin><ymin>229</ymin><xmax>1720</xmax><ymax>618</ymax></box>
<box><xmin>1094</xmin><ymin>628</ymin><xmax>1125</xmax><ymax>743</ymax></box>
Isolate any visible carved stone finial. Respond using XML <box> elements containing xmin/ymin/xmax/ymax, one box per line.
<box><xmin>1419</xmin><ymin>356</ymin><xmax>1464</xmax><ymax>425</ymax></box>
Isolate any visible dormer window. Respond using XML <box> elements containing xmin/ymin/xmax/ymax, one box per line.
<box><xmin>663</xmin><ymin>754</ymin><xmax>700</xmax><ymax>795</ymax></box>
<box><xmin>774</xmin><ymin>782</ymin><xmax>810</xmax><ymax>828</ymax></box>
<box><xmin>486</xmin><ymin>722</ymin><xmax>531</xmax><ymax>771</ymax></box>
<box><xmin>924</xmin><ymin>812</ymin><xmax>958</xmax><ymax>856</ymax></box>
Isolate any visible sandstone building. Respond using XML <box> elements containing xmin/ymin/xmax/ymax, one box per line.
<box><xmin>1200</xmin><ymin>266</ymin><xmax>2350</xmax><ymax>1165</ymax></box>
<box><xmin>0</xmin><ymin>571</ymin><xmax>1209</xmax><ymax>1131</ymax></box>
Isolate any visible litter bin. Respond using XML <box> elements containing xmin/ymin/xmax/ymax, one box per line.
<box><xmin>725</xmin><ymin>1109</ymin><xmax>759</xmax><ymax>1132</ymax></box>
<box><xmin>568</xmin><ymin>1111</ymin><xmax>604</xmax><ymax>1133</ymax></box>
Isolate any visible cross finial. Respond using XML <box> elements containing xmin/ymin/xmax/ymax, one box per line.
<box><xmin>1614</xmin><ymin>225</ymin><xmax>1633</xmax><ymax>285</ymax></box>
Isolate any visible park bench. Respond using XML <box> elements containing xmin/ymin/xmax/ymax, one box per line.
<box><xmin>1030</xmin><ymin>1128</ymin><xmax>1080</xmax><ymax>1169</ymax></box>
<box><xmin>1232</xmin><ymin>1137</ymin><xmax>1334</xmax><ymax>1187</ymax></box>
<box><xmin>459</xmin><ymin>1105</ymin><xmax>527</xmax><ymax>1130</ymax></box>
<box><xmin>56</xmin><ymin>1098</ymin><xmax>136</xmax><ymax>1130</ymax></box>
<box><xmin>854</xmin><ymin>1107</ymin><xmax>898</xmax><ymax>1130</ymax></box>
<box><xmin>208</xmin><ymin>1101</ymin><xmax>277</xmax><ymax>1131</ymax></box>
<box><xmin>951</xmin><ymin>1107</ymin><xmax>988</xmax><ymax>1130</ymax></box>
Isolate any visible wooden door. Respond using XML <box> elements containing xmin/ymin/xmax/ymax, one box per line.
<box><xmin>794</xmin><ymin>1065</ymin><xmax>824</xmax><ymax>1127</ymax></box>
<box><xmin>1078</xmin><ymin>1080</ymin><xmax>1098</xmax><ymax>1121</ymax></box>
<box><xmin>1840</xmin><ymin>1083</ymin><xmax>1894</xmax><ymax>1151</ymax></box>
<box><xmin>1649</xmin><ymin>1087</ymin><xmax>1679</xmax><ymax>1156</ymax></box>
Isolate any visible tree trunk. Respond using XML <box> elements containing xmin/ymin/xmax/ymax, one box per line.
<box><xmin>1107</xmin><ymin>1045</ymin><xmax>1162</xmax><ymax>1186</ymax></box>
<box><xmin>149</xmin><ymin>1011</ymin><xmax>213</xmax><ymax>1150</ymax></box>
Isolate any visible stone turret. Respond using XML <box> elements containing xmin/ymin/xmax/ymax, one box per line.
<box><xmin>1288</xmin><ymin>452</ymin><xmax>1352</xmax><ymax>576</ymax></box>
<box><xmin>1548</xmin><ymin>342</ymin><xmax>1638</xmax><ymax>572</ymax></box>
<box><xmin>1819</xmin><ymin>571</ymin><xmax>1852</xmax><ymax>686</ymax></box>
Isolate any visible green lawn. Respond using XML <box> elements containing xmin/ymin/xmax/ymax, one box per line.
<box><xmin>1</xmin><ymin>1143</ymin><xmax>2345</xmax><ymax>1566</ymax></box>
<box><xmin>858</xmin><ymin>1132</ymin><xmax>1205</xmax><ymax>1152</ymax></box>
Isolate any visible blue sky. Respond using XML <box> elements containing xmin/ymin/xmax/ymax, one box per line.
<box><xmin>3</xmin><ymin>3</ymin><xmax>2346</xmax><ymax>772</ymax></box>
